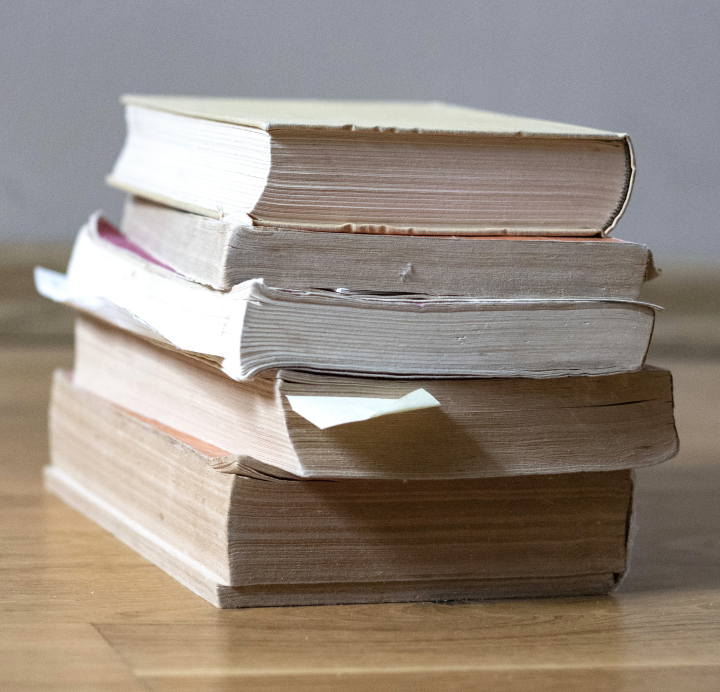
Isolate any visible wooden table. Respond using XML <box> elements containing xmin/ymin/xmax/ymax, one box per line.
<box><xmin>1</xmin><ymin>343</ymin><xmax>719</xmax><ymax>691</ymax></box>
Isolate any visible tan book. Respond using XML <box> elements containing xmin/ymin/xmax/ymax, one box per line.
<box><xmin>120</xmin><ymin>195</ymin><xmax>656</xmax><ymax>295</ymax></box>
<box><xmin>47</xmin><ymin>371</ymin><xmax>636</xmax><ymax>608</ymax></box>
<box><xmin>35</xmin><ymin>215</ymin><xmax>657</xmax><ymax>381</ymax></box>
<box><xmin>108</xmin><ymin>96</ymin><xmax>634</xmax><ymax>236</ymax></box>
<box><xmin>72</xmin><ymin>316</ymin><xmax>678</xmax><ymax>480</ymax></box>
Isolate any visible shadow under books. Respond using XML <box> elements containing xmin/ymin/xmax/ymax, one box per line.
<box><xmin>616</xmin><ymin>464</ymin><xmax>720</xmax><ymax>594</ymax></box>
<box><xmin>312</xmin><ymin>407</ymin><xmax>486</xmax><ymax>476</ymax></box>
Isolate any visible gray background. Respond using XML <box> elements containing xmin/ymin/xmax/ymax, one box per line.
<box><xmin>2</xmin><ymin>0</ymin><xmax>718</xmax><ymax>263</ymax></box>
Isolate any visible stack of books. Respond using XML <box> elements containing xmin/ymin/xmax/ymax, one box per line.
<box><xmin>37</xmin><ymin>98</ymin><xmax>678</xmax><ymax>608</ymax></box>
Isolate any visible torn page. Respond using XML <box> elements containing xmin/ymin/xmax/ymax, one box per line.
<box><xmin>285</xmin><ymin>389</ymin><xmax>440</xmax><ymax>430</ymax></box>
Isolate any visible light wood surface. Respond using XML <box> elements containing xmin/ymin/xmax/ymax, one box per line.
<box><xmin>1</xmin><ymin>249</ymin><xmax>720</xmax><ymax>690</ymax></box>
<box><xmin>1</xmin><ymin>344</ymin><xmax>719</xmax><ymax>690</ymax></box>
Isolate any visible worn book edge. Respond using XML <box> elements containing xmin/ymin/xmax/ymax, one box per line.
<box><xmin>114</xmin><ymin>97</ymin><xmax>634</xmax><ymax>233</ymax></box>
<box><xmin>44</xmin><ymin>467</ymin><xmax>621</xmax><ymax>608</ymax></box>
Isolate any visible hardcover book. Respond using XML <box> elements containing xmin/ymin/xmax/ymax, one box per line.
<box><xmin>108</xmin><ymin>97</ymin><xmax>634</xmax><ymax>236</ymax></box>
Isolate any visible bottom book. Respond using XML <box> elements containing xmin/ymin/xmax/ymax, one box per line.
<box><xmin>47</xmin><ymin>371</ymin><xmax>635</xmax><ymax>609</ymax></box>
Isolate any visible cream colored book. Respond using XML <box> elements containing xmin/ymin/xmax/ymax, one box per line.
<box><xmin>108</xmin><ymin>96</ymin><xmax>634</xmax><ymax>236</ymax></box>
<box><xmin>73</xmin><ymin>316</ymin><xmax>678</xmax><ymax>480</ymax></box>
<box><xmin>120</xmin><ymin>195</ymin><xmax>656</xmax><ymax>295</ymax></box>
<box><xmin>35</xmin><ymin>214</ymin><xmax>656</xmax><ymax>381</ymax></box>
<box><xmin>47</xmin><ymin>371</ymin><xmax>636</xmax><ymax>608</ymax></box>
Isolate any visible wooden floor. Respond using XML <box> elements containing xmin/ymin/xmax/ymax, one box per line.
<box><xmin>0</xmin><ymin>344</ymin><xmax>718</xmax><ymax>691</ymax></box>
<box><xmin>1</xmin><ymin>247</ymin><xmax>720</xmax><ymax>690</ymax></box>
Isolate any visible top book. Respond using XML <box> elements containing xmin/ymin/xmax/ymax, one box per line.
<box><xmin>108</xmin><ymin>97</ymin><xmax>634</xmax><ymax>236</ymax></box>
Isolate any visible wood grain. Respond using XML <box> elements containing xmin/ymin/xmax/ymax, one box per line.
<box><xmin>142</xmin><ymin>666</ymin><xmax>720</xmax><ymax>692</ymax></box>
<box><xmin>1</xmin><ymin>344</ymin><xmax>719</xmax><ymax>689</ymax></box>
<box><xmin>0</xmin><ymin>624</ymin><xmax>145</xmax><ymax>692</ymax></box>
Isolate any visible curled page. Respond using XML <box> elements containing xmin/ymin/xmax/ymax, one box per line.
<box><xmin>34</xmin><ymin>266</ymin><xmax>178</xmax><ymax>346</ymax></box>
<box><xmin>34</xmin><ymin>266</ymin><xmax>73</xmax><ymax>304</ymax></box>
<box><xmin>285</xmin><ymin>389</ymin><xmax>440</xmax><ymax>430</ymax></box>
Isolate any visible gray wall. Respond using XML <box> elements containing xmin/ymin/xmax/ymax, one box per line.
<box><xmin>2</xmin><ymin>0</ymin><xmax>718</xmax><ymax>262</ymax></box>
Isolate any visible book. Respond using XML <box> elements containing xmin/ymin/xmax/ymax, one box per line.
<box><xmin>47</xmin><ymin>370</ymin><xmax>636</xmax><ymax>608</ymax></box>
<box><xmin>73</xmin><ymin>315</ymin><xmax>679</xmax><ymax>480</ymax></box>
<box><xmin>108</xmin><ymin>96</ymin><xmax>634</xmax><ymax>236</ymax></box>
<box><xmin>35</xmin><ymin>214</ymin><xmax>656</xmax><ymax>381</ymax></box>
<box><xmin>120</xmin><ymin>195</ymin><xmax>657</xmax><ymax>295</ymax></box>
